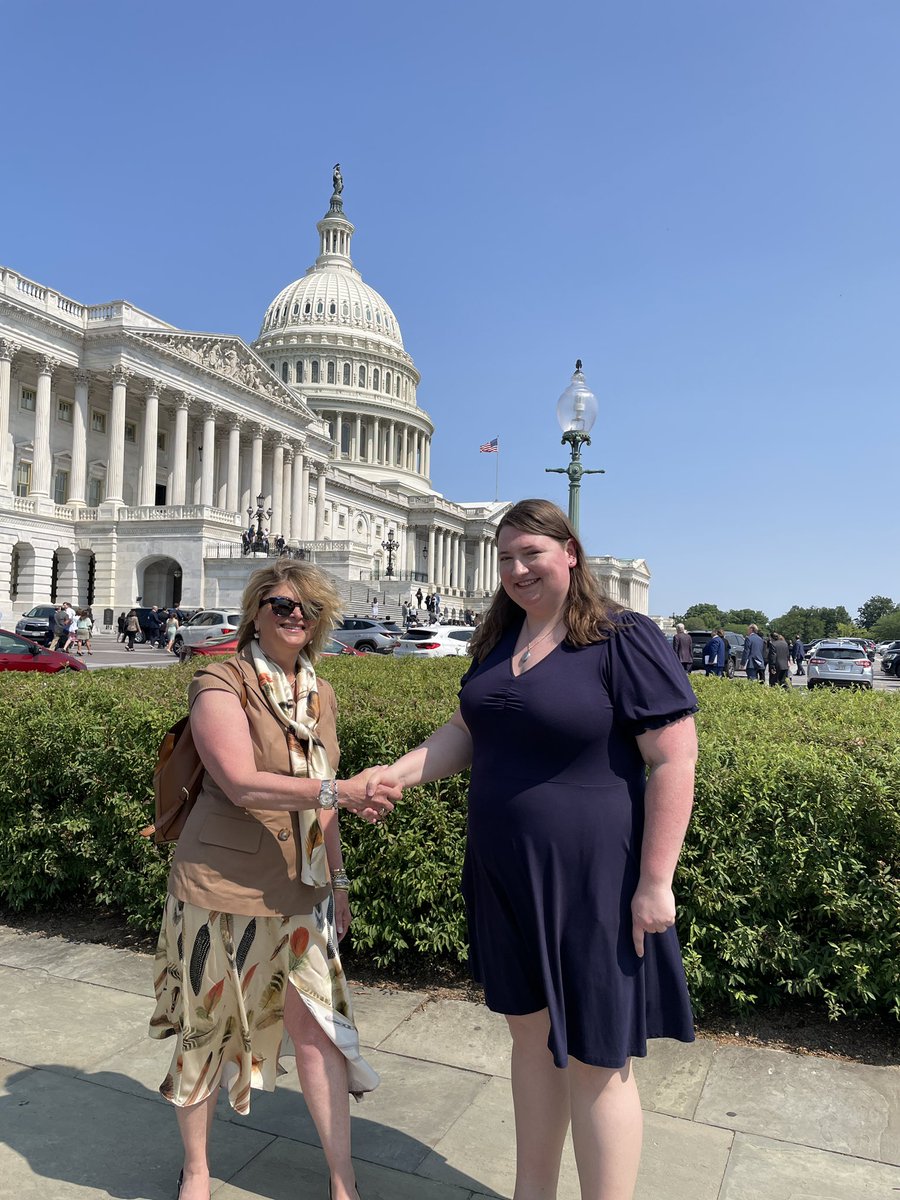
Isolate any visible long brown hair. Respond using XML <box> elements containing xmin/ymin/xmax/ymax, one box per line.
<box><xmin>236</xmin><ymin>560</ymin><xmax>342</xmax><ymax>664</ymax></box>
<box><xmin>467</xmin><ymin>498</ymin><xmax>621</xmax><ymax>661</ymax></box>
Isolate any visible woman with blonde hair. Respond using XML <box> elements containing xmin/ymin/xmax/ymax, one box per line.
<box><xmin>364</xmin><ymin>498</ymin><xmax>698</xmax><ymax>1200</ymax></box>
<box><xmin>149</xmin><ymin>559</ymin><xmax>398</xmax><ymax>1200</ymax></box>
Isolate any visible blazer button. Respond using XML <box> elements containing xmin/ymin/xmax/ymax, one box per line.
<box><xmin>277</xmin><ymin>829</ymin><xmax>290</xmax><ymax>842</ymax></box>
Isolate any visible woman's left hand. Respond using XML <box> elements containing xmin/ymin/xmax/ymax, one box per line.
<box><xmin>631</xmin><ymin>879</ymin><xmax>676</xmax><ymax>958</ymax></box>
<box><xmin>333</xmin><ymin>890</ymin><xmax>352</xmax><ymax>941</ymax></box>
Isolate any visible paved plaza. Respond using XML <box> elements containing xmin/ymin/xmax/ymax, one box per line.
<box><xmin>1</xmin><ymin>925</ymin><xmax>899</xmax><ymax>1198</ymax></box>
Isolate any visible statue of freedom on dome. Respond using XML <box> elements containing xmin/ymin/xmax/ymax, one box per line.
<box><xmin>332</xmin><ymin>163</ymin><xmax>343</xmax><ymax>195</ymax></box>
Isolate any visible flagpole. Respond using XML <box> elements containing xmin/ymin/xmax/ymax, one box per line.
<box><xmin>495</xmin><ymin>439</ymin><xmax>500</xmax><ymax>501</ymax></box>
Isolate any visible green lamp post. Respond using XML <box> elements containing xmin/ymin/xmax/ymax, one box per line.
<box><xmin>545</xmin><ymin>360</ymin><xmax>604</xmax><ymax>535</ymax></box>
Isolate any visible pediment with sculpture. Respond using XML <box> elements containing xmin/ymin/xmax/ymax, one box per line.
<box><xmin>131</xmin><ymin>331</ymin><xmax>304</xmax><ymax>409</ymax></box>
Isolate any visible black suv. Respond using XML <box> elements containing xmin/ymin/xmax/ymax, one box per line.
<box><xmin>688</xmin><ymin>630</ymin><xmax>745</xmax><ymax>677</ymax></box>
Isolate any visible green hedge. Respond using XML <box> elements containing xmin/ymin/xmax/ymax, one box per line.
<box><xmin>0</xmin><ymin>662</ymin><xmax>898</xmax><ymax>1020</ymax></box>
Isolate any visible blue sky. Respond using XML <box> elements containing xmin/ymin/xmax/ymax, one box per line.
<box><xmin>5</xmin><ymin>1</ymin><xmax>899</xmax><ymax>620</ymax></box>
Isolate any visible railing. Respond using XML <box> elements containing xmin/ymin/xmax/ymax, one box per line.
<box><xmin>56</xmin><ymin>295</ymin><xmax>84</xmax><ymax>318</ymax></box>
<box><xmin>75</xmin><ymin>508</ymin><xmax>100</xmax><ymax>521</ymax></box>
<box><xmin>359</xmin><ymin>568</ymin><xmax>429</xmax><ymax>583</ymax></box>
<box><xmin>86</xmin><ymin>302</ymin><xmax>122</xmax><ymax>321</ymax></box>
<box><xmin>203</xmin><ymin>539</ymin><xmax>354</xmax><ymax>560</ymax></box>
<box><xmin>53</xmin><ymin>505</ymin><xmax>76</xmax><ymax>520</ymax></box>
<box><xmin>16</xmin><ymin>277</ymin><xmax>46</xmax><ymax>301</ymax></box>
<box><xmin>12</xmin><ymin>496</ymin><xmax>35</xmax><ymax>513</ymax></box>
<box><xmin>119</xmin><ymin>504</ymin><xmax>241</xmax><ymax>523</ymax></box>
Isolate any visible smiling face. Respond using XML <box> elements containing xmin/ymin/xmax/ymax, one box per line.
<box><xmin>497</xmin><ymin>525</ymin><xmax>576</xmax><ymax>620</ymax></box>
<box><xmin>255</xmin><ymin>587</ymin><xmax>318</xmax><ymax>666</ymax></box>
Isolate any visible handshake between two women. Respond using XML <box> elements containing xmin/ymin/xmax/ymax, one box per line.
<box><xmin>334</xmin><ymin>763</ymin><xmax>405</xmax><ymax>824</ymax></box>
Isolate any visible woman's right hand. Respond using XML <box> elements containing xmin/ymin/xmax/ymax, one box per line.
<box><xmin>338</xmin><ymin>767</ymin><xmax>401</xmax><ymax>821</ymax></box>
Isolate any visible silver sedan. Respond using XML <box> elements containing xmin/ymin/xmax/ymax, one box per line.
<box><xmin>806</xmin><ymin>641</ymin><xmax>874</xmax><ymax>689</ymax></box>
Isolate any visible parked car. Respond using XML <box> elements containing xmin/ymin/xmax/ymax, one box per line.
<box><xmin>806</xmin><ymin>641</ymin><xmax>874</xmax><ymax>689</ymax></box>
<box><xmin>880</xmin><ymin>644</ymin><xmax>900</xmax><ymax>676</ymax></box>
<box><xmin>0</xmin><ymin>629</ymin><xmax>87</xmax><ymax>673</ymax></box>
<box><xmin>14</xmin><ymin>605</ymin><xmax>59</xmax><ymax>647</ymax></box>
<box><xmin>332</xmin><ymin>618</ymin><xmax>402</xmax><ymax>654</ymax></box>
<box><xmin>684</xmin><ymin>630</ymin><xmax>746</xmax><ymax>677</ymax></box>
<box><xmin>394</xmin><ymin>625</ymin><xmax>475</xmax><ymax>659</ymax></box>
<box><xmin>171</xmin><ymin>609</ymin><xmax>242</xmax><ymax>656</ymax></box>
<box><xmin>187</xmin><ymin>633</ymin><xmax>362</xmax><ymax>660</ymax></box>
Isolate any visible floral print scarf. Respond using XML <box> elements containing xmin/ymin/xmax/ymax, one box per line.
<box><xmin>248</xmin><ymin>639</ymin><xmax>331</xmax><ymax>888</ymax></box>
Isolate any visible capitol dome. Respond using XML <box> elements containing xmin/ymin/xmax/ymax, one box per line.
<box><xmin>252</xmin><ymin>172</ymin><xmax>433</xmax><ymax>493</ymax></box>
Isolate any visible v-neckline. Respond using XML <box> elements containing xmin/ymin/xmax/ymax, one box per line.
<box><xmin>508</xmin><ymin>633</ymin><xmax>565</xmax><ymax>680</ymax></box>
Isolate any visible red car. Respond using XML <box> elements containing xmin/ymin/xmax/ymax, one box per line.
<box><xmin>0</xmin><ymin>629</ymin><xmax>87</xmax><ymax>673</ymax></box>
<box><xmin>186</xmin><ymin>634</ymin><xmax>364</xmax><ymax>660</ymax></box>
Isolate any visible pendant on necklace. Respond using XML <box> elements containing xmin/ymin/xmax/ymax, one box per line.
<box><xmin>520</xmin><ymin>648</ymin><xmax>531</xmax><ymax>665</ymax></box>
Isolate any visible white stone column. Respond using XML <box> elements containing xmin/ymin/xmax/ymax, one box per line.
<box><xmin>354</xmin><ymin>415</ymin><xmax>361</xmax><ymax>462</ymax></box>
<box><xmin>372</xmin><ymin>417</ymin><xmax>381</xmax><ymax>464</ymax></box>
<box><xmin>215</xmin><ymin>434</ymin><xmax>228</xmax><ymax>509</ymax></box>
<box><xmin>250</xmin><ymin>426</ymin><xmax>264</xmax><ymax>503</ymax></box>
<box><xmin>433</xmin><ymin>529</ymin><xmax>443</xmax><ymax>590</ymax></box>
<box><xmin>406</xmin><ymin>527</ymin><xmax>417</xmax><ymax>574</ymax></box>
<box><xmin>453</xmin><ymin>534</ymin><xmax>461</xmax><ymax>591</ymax></box>
<box><xmin>427</xmin><ymin>526</ymin><xmax>436</xmax><ymax>583</ymax></box>
<box><xmin>282</xmin><ymin>450</ymin><xmax>293</xmax><ymax>541</ymax></box>
<box><xmin>200</xmin><ymin>406</ymin><xmax>216</xmax><ymax>506</ymax></box>
<box><xmin>476</xmin><ymin>538</ymin><xmax>485</xmax><ymax>593</ymax></box>
<box><xmin>314</xmin><ymin>465</ymin><xmax>327</xmax><ymax>539</ymax></box>
<box><xmin>401</xmin><ymin>424</ymin><xmax>409</xmax><ymax>472</ymax></box>
<box><xmin>139</xmin><ymin>379</ymin><xmax>161</xmax><ymax>506</ymax></box>
<box><xmin>489</xmin><ymin>541</ymin><xmax>498</xmax><ymax>591</ymax></box>
<box><xmin>334</xmin><ymin>412</ymin><xmax>343</xmax><ymax>460</ymax></box>
<box><xmin>0</xmin><ymin>338</ymin><xmax>18</xmax><ymax>493</ymax></box>
<box><xmin>70</xmin><ymin>369</ymin><xmax>89</xmax><ymax>506</ymax></box>
<box><xmin>291</xmin><ymin>446</ymin><xmax>305</xmax><ymax>543</ymax></box>
<box><xmin>30</xmin><ymin>355</ymin><xmax>58</xmax><ymax>498</ymax></box>
<box><xmin>424</xmin><ymin>437</ymin><xmax>431</xmax><ymax>480</ymax></box>
<box><xmin>299</xmin><ymin>452</ymin><xmax>310</xmax><ymax>540</ymax></box>
<box><xmin>106</xmin><ymin>364</ymin><xmax>130</xmax><ymax>504</ymax></box>
<box><xmin>388</xmin><ymin>421</ymin><xmax>396</xmax><ymax>467</ymax></box>
<box><xmin>172</xmin><ymin>394</ymin><xmax>190</xmax><ymax>506</ymax></box>
<box><xmin>226</xmin><ymin>419</ymin><xmax>241</xmax><ymax>514</ymax></box>
<box><xmin>271</xmin><ymin>441</ymin><xmax>285</xmax><ymax>539</ymax></box>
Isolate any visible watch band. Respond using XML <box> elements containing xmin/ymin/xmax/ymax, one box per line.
<box><xmin>318</xmin><ymin>779</ymin><xmax>338</xmax><ymax>809</ymax></box>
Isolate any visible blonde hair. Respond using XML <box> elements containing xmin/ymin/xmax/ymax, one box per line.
<box><xmin>467</xmin><ymin>498</ymin><xmax>622</xmax><ymax>662</ymax></box>
<box><xmin>236</xmin><ymin>560</ymin><xmax>343</xmax><ymax>664</ymax></box>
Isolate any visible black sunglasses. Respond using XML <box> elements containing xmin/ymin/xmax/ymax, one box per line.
<box><xmin>260</xmin><ymin>596</ymin><xmax>319</xmax><ymax>621</ymax></box>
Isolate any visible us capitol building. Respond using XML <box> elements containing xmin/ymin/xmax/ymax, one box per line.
<box><xmin>0</xmin><ymin>171</ymin><xmax>650</xmax><ymax>619</ymax></box>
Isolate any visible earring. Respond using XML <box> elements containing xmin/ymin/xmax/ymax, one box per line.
<box><xmin>253</xmin><ymin>627</ymin><xmax>260</xmax><ymax>639</ymax></box>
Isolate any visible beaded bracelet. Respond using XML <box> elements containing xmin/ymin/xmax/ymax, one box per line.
<box><xmin>331</xmin><ymin>869</ymin><xmax>350</xmax><ymax>891</ymax></box>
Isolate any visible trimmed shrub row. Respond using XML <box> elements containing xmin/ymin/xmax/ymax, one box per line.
<box><xmin>0</xmin><ymin>661</ymin><xmax>898</xmax><ymax>1020</ymax></box>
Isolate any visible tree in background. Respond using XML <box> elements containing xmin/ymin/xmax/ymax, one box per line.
<box><xmin>857</xmin><ymin>595</ymin><xmax>896</xmax><ymax>631</ymax></box>
<box><xmin>723</xmin><ymin>608</ymin><xmax>769</xmax><ymax>630</ymax></box>
<box><xmin>871</xmin><ymin>608</ymin><xmax>900</xmax><ymax>642</ymax></box>
<box><xmin>679</xmin><ymin>603</ymin><xmax>726</xmax><ymax>629</ymax></box>
<box><xmin>769</xmin><ymin>605</ymin><xmax>852</xmax><ymax>642</ymax></box>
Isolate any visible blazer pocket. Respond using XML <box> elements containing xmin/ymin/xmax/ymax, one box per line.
<box><xmin>199</xmin><ymin>813</ymin><xmax>263</xmax><ymax>854</ymax></box>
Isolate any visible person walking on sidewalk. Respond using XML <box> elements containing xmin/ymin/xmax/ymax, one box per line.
<box><xmin>148</xmin><ymin>561</ymin><xmax>399</xmax><ymax>1200</ymax></box>
<box><xmin>742</xmin><ymin>624</ymin><xmax>767</xmax><ymax>682</ymax></box>
<box><xmin>791</xmin><ymin>635</ymin><xmax>805</xmax><ymax>676</ymax></box>
<box><xmin>768</xmin><ymin>631</ymin><xmax>792</xmax><ymax>688</ymax></box>
<box><xmin>362</xmin><ymin>499</ymin><xmax>698</xmax><ymax>1200</ymax></box>
<box><xmin>672</xmin><ymin>622</ymin><xmax>693</xmax><ymax>672</ymax></box>
<box><xmin>124</xmin><ymin>609</ymin><xmax>140</xmax><ymax>651</ymax></box>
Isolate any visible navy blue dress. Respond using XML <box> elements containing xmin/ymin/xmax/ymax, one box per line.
<box><xmin>458</xmin><ymin>611</ymin><xmax>698</xmax><ymax>1069</ymax></box>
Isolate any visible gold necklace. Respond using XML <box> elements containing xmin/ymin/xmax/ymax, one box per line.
<box><xmin>519</xmin><ymin>618</ymin><xmax>564</xmax><ymax>666</ymax></box>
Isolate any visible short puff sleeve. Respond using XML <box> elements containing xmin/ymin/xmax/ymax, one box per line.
<box><xmin>604</xmin><ymin>612</ymin><xmax>698</xmax><ymax>736</ymax></box>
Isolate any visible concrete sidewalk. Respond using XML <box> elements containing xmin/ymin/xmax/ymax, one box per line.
<box><xmin>1</xmin><ymin>926</ymin><xmax>898</xmax><ymax>1199</ymax></box>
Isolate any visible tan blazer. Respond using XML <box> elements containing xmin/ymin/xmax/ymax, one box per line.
<box><xmin>167</xmin><ymin>648</ymin><xmax>340</xmax><ymax>917</ymax></box>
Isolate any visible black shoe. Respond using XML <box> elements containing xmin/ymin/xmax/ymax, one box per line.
<box><xmin>176</xmin><ymin>1169</ymin><xmax>184</xmax><ymax>1199</ymax></box>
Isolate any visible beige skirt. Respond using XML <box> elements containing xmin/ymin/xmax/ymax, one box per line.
<box><xmin>149</xmin><ymin>893</ymin><xmax>378</xmax><ymax>1114</ymax></box>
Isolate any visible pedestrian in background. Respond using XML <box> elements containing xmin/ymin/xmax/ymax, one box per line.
<box><xmin>768</xmin><ymin>632</ymin><xmax>792</xmax><ymax>688</ymax></box>
<box><xmin>673</xmin><ymin>623</ymin><xmax>693</xmax><ymax>673</ymax></box>
<box><xmin>124</xmin><ymin>609</ymin><xmax>139</xmax><ymax>651</ymax></box>
<box><xmin>703</xmin><ymin>629</ymin><xmax>726</xmax><ymax>676</ymax></box>
<box><xmin>791</xmin><ymin>635</ymin><xmax>805</xmax><ymax>676</ymax></box>
<box><xmin>117</xmin><ymin>612</ymin><xmax>127</xmax><ymax>642</ymax></box>
<box><xmin>742</xmin><ymin>624</ymin><xmax>767</xmax><ymax>682</ymax></box>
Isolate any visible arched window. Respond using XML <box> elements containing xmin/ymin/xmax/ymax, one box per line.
<box><xmin>281</xmin><ymin>362</ymin><xmax>289</xmax><ymax>383</ymax></box>
<box><xmin>327</xmin><ymin>361</ymin><xmax>336</xmax><ymax>384</ymax></box>
<box><xmin>292</xmin><ymin>302</ymin><xmax>299</xmax><ymax>316</ymax></box>
<box><xmin>341</xmin><ymin>423</ymin><xmax>351</xmax><ymax>456</ymax></box>
<box><xmin>329</xmin><ymin>301</ymin><xmax>336</xmax><ymax>316</ymax></box>
<box><xmin>376</xmin><ymin>312</ymin><xmax>382</xmax><ymax>326</ymax></box>
<box><xmin>342</xmin><ymin>301</ymin><xmax>349</xmax><ymax>318</ymax></box>
<box><xmin>304</xmin><ymin>302</ymin><xmax>311</xmax><ymax>315</ymax></box>
<box><xmin>365</xmin><ymin>306</ymin><xmax>372</xmax><ymax>321</ymax></box>
<box><xmin>385</xmin><ymin>371</ymin><xmax>391</xmax><ymax>393</ymax></box>
<box><xmin>354</xmin><ymin>303</ymin><xmax>360</xmax><ymax>319</ymax></box>
<box><xmin>311</xmin><ymin>361</ymin><xmax>320</xmax><ymax>383</ymax></box>
<box><xmin>373</xmin><ymin>368</ymin><xmax>380</xmax><ymax>391</ymax></box>
<box><xmin>316</xmin><ymin>300</ymin><xmax>324</xmax><ymax>315</ymax></box>
<box><xmin>295</xmin><ymin>361</ymin><xmax>304</xmax><ymax>384</ymax></box>
<box><xmin>395</xmin><ymin>375</ymin><xmax>401</xmax><ymax>397</ymax></box>
<box><xmin>358</xmin><ymin>365</ymin><xmax>367</xmax><ymax>388</ymax></box>
<box><xmin>342</xmin><ymin>362</ymin><xmax>351</xmax><ymax>386</ymax></box>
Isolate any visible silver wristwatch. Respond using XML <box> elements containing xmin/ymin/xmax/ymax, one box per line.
<box><xmin>318</xmin><ymin>779</ymin><xmax>339</xmax><ymax>810</ymax></box>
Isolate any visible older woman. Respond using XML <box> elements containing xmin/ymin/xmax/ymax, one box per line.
<box><xmin>365</xmin><ymin>499</ymin><xmax>698</xmax><ymax>1200</ymax></box>
<box><xmin>149</xmin><ymin>560</ymin><xmax>398</xmax><ymax>1200</ymax></box>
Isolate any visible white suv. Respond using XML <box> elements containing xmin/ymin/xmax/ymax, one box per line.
<box><xmin>394</xmin><ymin>625</ymin><xmax>474</xmax><ymax>659</ymax></box>
<box><xmin>174</xmin><ymin>610</ymin><xmax>242</xmax><ymax>658</ymax></box>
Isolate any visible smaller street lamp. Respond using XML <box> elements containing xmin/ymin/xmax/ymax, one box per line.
<box><xmin>246</xmin><ymin>492</ymin><xmax>273</xmax><ymax>554</ymax></box>
<box><xmin>545</xmin><ymin>359</ymin><xmax>605</xmax><ymax>535</ymax></box>
<box><xmin>381</xmin><ymin>528</ymin><xmax>400</xmax><ymax>578</ymax></box>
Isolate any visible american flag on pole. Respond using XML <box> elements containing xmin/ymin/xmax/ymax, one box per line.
<box><xmin>480</xmin><ymin>437</ymin><xmax>499</xmax><ymax>454</ymax></box>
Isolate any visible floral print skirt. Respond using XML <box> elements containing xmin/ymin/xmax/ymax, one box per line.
<box><xmin>149</xmin><ymin>894</ymin><xmax>378</xmax><ymax>1114</ymax></box>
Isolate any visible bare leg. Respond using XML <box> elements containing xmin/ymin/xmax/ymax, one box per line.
<box><xmin>284</xmin><ymin>985</ymin><xmax>357</xmax><ymax>1200</ymax></box>
<box><xmin>568</xmin><ymin>1057</ymin><xmax>642</xmax><ymax>1200</ymax></box>
<box><xmin>506</xmin><ymin>1010</ymin><xmax>571</xmax><ymax>1200</ymax></box>
<box><xmin>174</xmin><ymin>1089</ymin><xmax>217</xmax><ymax>1200</ymax></box>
